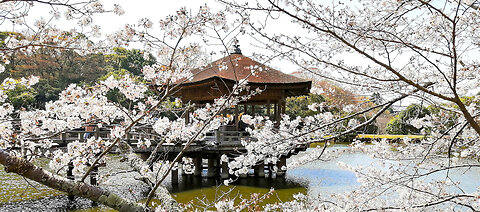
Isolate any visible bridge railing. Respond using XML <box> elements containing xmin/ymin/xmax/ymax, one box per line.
<box><xmin>52</xmin><ymin>126</ymin><xmax>159</xmax><ymax>147</ymax></box>
<box><xmin>51</xmin><ymin>125</ymin><xmax>253</xmax><ymax>148</ymax></box>
<box><xmin>215</xmin><ymin>130</ymin><xmax>250</xmax><ymax>145</ymax></box>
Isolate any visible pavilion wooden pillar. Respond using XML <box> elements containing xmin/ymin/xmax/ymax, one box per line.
<box><xmin>279</xmin><ymin>101</ymin><xmax>282</xmax><ymax>115</ymax></box>
<box><xmin>235</xmin><ymin>105</ymin><xmax>239</xmax><ymax>131</ymax></box>
<box><xmin>266</xmin><ymin>100</ymin><xmax>271</xmax><ymax>119</ymax></box>
<box><xmin>280</xmin><ymin>91</ymin><xmax>286</xmax><ymax>119</ymax></box>
<box><xmin>274</xmin><ymin>102</ymin><xmax>281</xmax><ymax>124</ymax></box>
<box><xmin>185</xmin><ymin>108</ymin><xmax>190</xmax><ymax>124</ymax></box>
<box><xmin>251</xmin><ymin>105</ymin><xmax>255</xmax><ymax>115</ymax></box>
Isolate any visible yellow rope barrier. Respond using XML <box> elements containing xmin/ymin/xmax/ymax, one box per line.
<box><xmin>355</xmin><ymin>134</ymin><xmax>425</xmax><ymax>139</ymax></box>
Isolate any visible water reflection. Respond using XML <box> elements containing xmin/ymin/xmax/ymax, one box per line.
<box><xmin>291</xmin><ymin>147</ymin><xmax>480</xmax><ymax>197</ymax></box>
<box><xmin>169</xmin><ymin>175</ymin><xmax>308</xmax><ymax>209</ymax></box>
<box><xmin>288</xmin><ymin>168</ymin><xmax>358</xmax><ymax>187</ymax></box>
<box><xmin>166</xmin><ymin>174</ymin><xmax>304</xmax><ymax>194</ymax></box>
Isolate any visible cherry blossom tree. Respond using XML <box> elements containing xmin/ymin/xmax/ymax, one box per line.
<box><xmin>216</xmin><ymin>0</ymin><xmax>480</xmax><ymax>210</ymax></box>
<box><xmin>0</xmin><ymin>2</ymin><xmax>253</xmax><ymax>211</ymax></box>
<box><xmin>2</xmin><ymin>0</ymin><xmax>480</xmax><ymax>211</ymax></box>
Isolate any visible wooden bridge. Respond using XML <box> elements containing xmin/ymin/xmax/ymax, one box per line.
<box><xmin>48</xmin><ymin>126</ymin><xmax>425</xmax><ymax>184</ymax></box>
<box><xmin>51</xmin><ymin>125</ymin><xmax>308</xmax><ymax>184</ymax></box>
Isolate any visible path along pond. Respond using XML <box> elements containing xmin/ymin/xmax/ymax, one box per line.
<box><xmin>1</xmin><ymin>146</ymin><xmax>480</xmax><ymax>211</ymax></box>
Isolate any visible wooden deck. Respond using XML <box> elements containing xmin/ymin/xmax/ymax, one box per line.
<box><xmin>50</xmin><ymin>126</ymin><xmax>307</xmax><ymax>156</ymax></box>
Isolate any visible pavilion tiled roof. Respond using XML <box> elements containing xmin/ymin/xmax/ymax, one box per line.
<box><xmin>184</xmin><ymin>54</ymin><xmax>310</xmax><ymax>85</ymax></box>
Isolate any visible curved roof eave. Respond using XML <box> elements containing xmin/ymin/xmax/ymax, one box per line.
<box><xmin>176</xmin><ymin>76</ymin><xmax>312</xmax><ymax>87</ymax></box>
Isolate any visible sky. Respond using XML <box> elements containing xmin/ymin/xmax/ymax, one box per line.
<box><xmin>93</xmin><ymin>0</ymin><xmax>221</xmax><ymax>33</ymax></box>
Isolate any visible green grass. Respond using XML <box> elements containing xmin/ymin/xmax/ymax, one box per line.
<box><xmin>0</xmin><ymin>159</ymin><xmax>64</xmax><ymax>204</ymax></box>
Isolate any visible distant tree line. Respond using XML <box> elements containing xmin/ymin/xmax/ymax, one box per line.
<box><xmin>0</xmin><ymin>32</ymin><xmax>156</xmax><ymax>109</ymax></box>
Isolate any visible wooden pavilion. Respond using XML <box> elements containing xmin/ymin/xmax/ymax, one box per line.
<box><xmin>50</xmin><ymin>48</ymin><xmax>312</xmax><ymax>185</ymax></box>
<box><xmin>174</xmin><ymin>45</ymin><xmax>312</xmax><ymax>129</ymax></box>
<box><xmin>166</xmin><ymin>46</ymin><xmax>311</xmax><ymax>181</ymax></box>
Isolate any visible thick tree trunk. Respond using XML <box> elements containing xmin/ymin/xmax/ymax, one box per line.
<box><xmin>0</xmin><ymin>149</ymin><xmax>145</xmax><ymax>212</ymax></box>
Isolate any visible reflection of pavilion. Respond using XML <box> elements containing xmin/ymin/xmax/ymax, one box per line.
<box><xmin>164</xmin><ymin>46</ymin><xmax>312</xmax><ymax>182</ymax></box>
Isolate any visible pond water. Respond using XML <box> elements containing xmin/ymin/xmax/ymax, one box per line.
<box><xmin>1</xmin><ymin>147</ymin><xmax>480</xmax><ymax>211</ymax></box>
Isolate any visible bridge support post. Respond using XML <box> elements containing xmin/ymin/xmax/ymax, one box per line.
<box><xmin>171</xmin><ymin>167</ymin><xmax>179</xmax><ymax>185</ymax></box>
<box><xmin>276</xmin><ymin>157</ymin><xmax>287</xmax><ymax>177</ymax></box>
<box><xmin>177</xmin><ymin>163</ymin><xmax>182</xmax><ymax>175</ymax></box>
<box><xmin>254</xmin><ymin>163</ymin><xmax>265</xmax><ymax>177</ymax></box>
<box><xmin>267</xmin><ymin>163</ymin><xmax>274</xmax><ymax>178</ymax></box>
<box><xmin>90</xmin><ymin>166</ymin><xmax>98</xmax><ymax>186</ymax></box>
<box><xmin>221</xmin><ymin>161</ymin><xmax>229</xmax><ymax>179</ymax></box>
<box><xmin>207</xmin><ymin>155</ymin><xmax>217</xmax><ymax>178</ymax></box>
<box><xmin>193</xmin><ymin>155</ymin><xmax>202</xmax><ymax>177</ymax></box>
<box><xmin>239</xmin><ymin>172</ymin><xmax>247</xmax><ymax>178</ymax></box>
<box><xmin>90</xmin><ymin>165</ymin><xmax>98</xmax><ymax>206</ymax></box>
<box><xmin>67</xmin><ymin>161</ymin><xmax>75</xmax><ymax>201</ymax></box>
<box><xmin>95</xmin><ymin>126</ymin><xmax>100</xmax><ymax>139</ymax></box>
<box><xmin>61</xmin><ymin>132</ymin><xmax>67</xmax><ymax>146</ymax></box>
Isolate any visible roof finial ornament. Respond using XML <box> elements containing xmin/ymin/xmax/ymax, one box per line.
<box><xmin>232</xmin><ymin>38</ymin><xmax>242</xmax><ymax>55</ymax></box>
